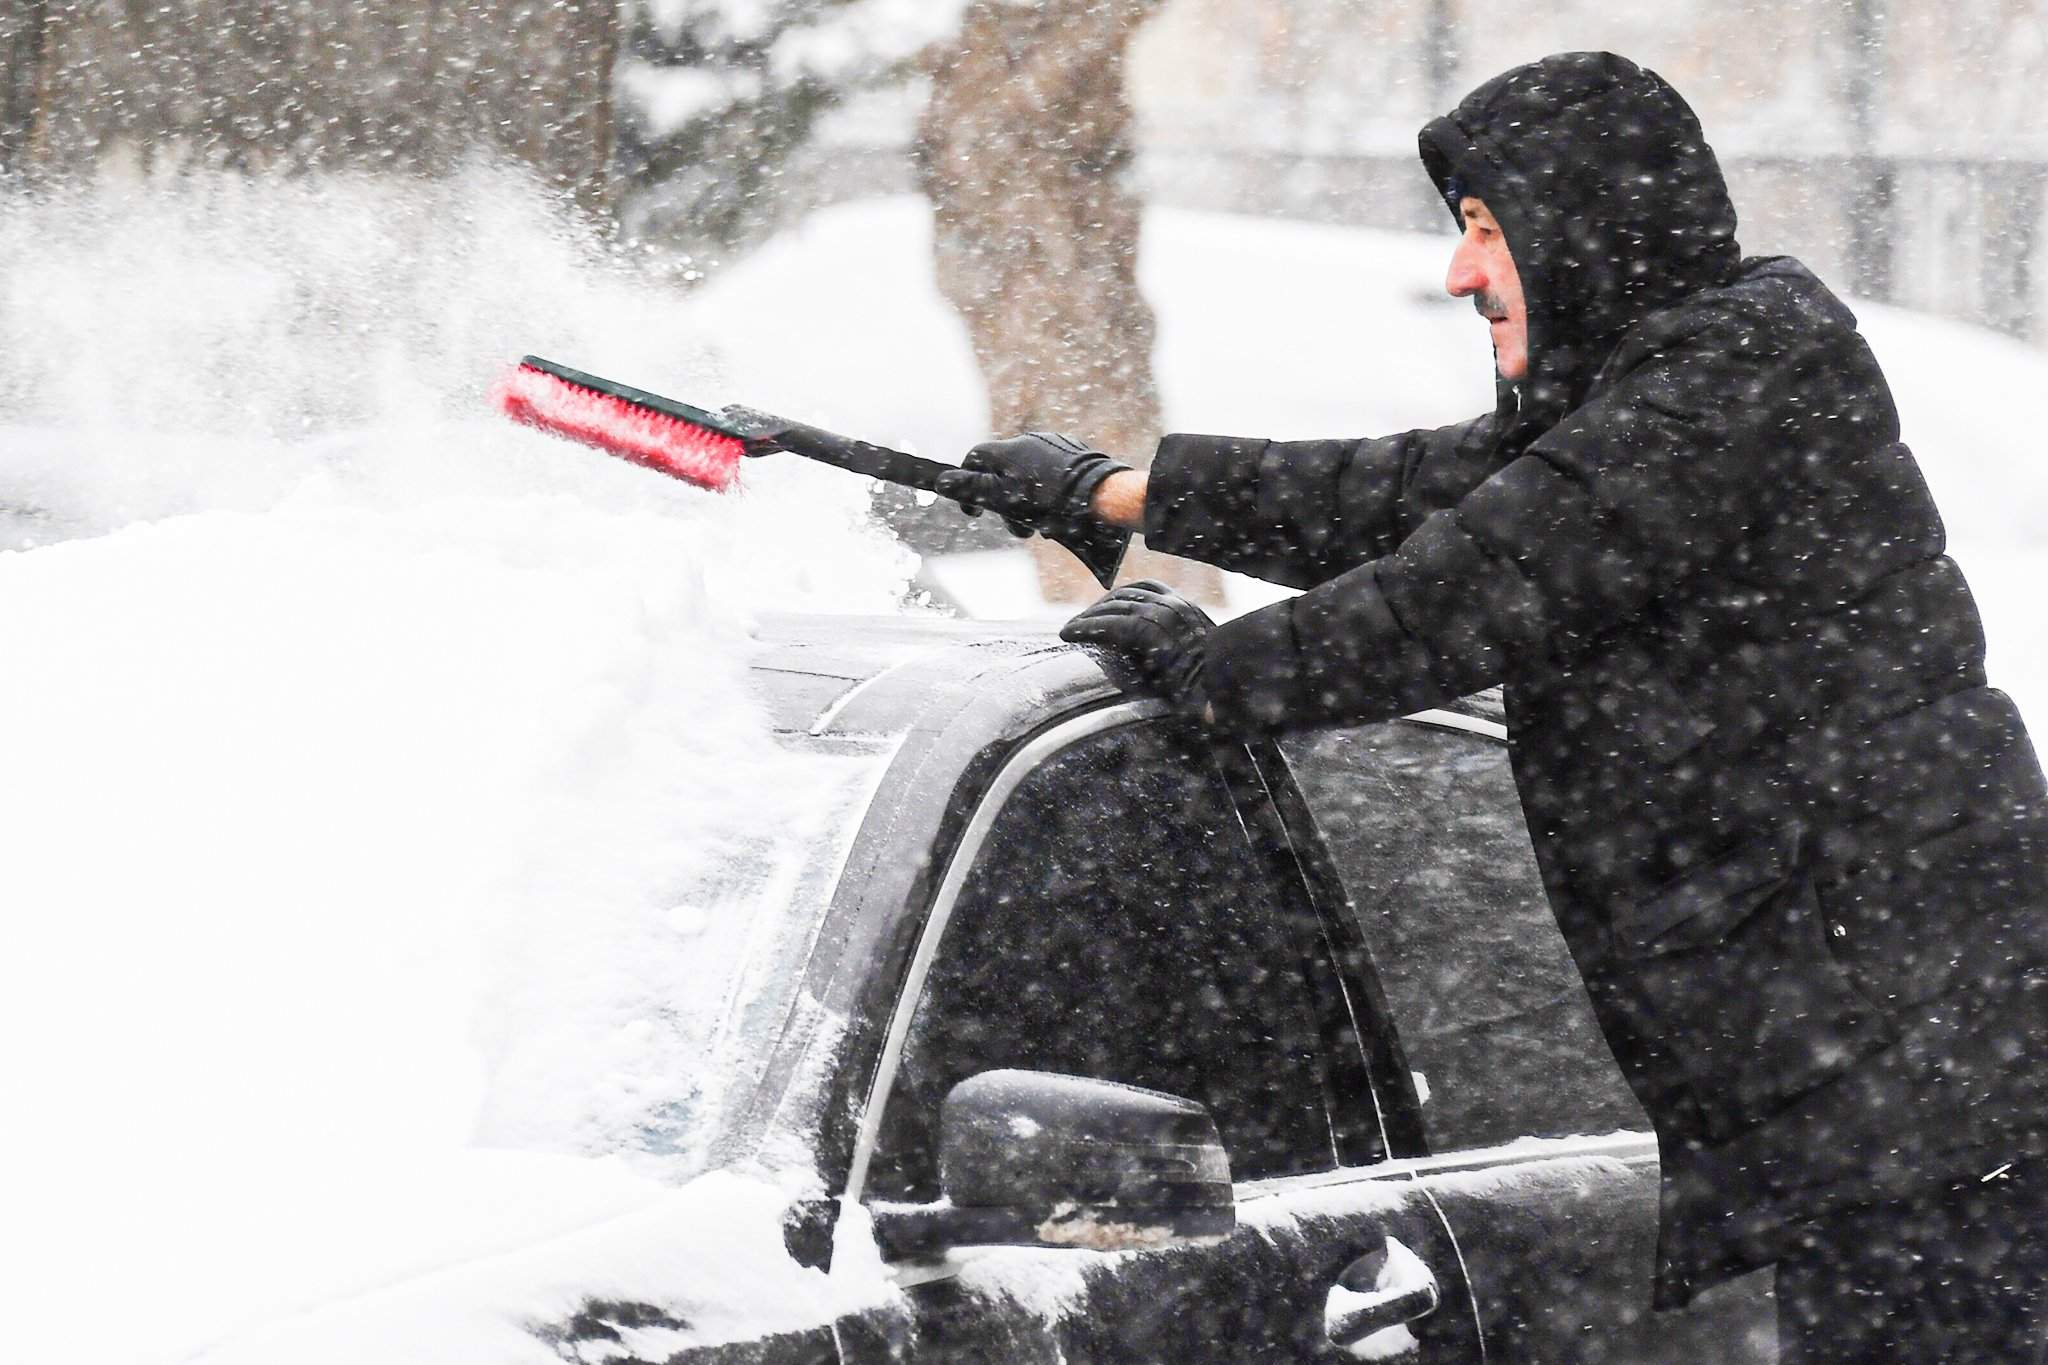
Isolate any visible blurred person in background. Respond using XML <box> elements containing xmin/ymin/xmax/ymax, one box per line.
<box><xmin>942</xmin><ymin>50</ymin><xmax>2048</xmax><ymax>1364</ymax></box>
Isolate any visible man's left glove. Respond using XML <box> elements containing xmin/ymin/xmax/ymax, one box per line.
<box><xmin>1059</xmin><ymin>580</ymin><xmax>1212</xmax><ymax>719</ymax></box>
<box><xmin>935</xmin><ymin>432</ymin><xmax>1131</xmax><ymax>537</ymax></box>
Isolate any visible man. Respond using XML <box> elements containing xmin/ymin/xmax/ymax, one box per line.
<box><xmin>938</xmin><ymin>51</ymin><xmax>2048</xmax><ymax>1364</ymax></box>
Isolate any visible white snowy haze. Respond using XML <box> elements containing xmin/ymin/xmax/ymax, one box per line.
<box><xmin>0</xmin><ymin>170</ymin><xmax>915</xmax><ymax>1365</ymax></box>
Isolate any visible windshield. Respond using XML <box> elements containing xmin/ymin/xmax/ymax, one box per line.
<box><xmin>614</xmin><ymin>732</ymin><xmax>895</xmax><ymax>1172</ymax></box>
<box><xmin>465</xmin><ymin>724</ymin><xmax>895</xmax><ymax>1178</ymax></box>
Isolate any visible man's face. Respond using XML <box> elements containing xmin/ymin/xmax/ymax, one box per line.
<box><xmin>1445</xmin><ymin>196</ymin><xmax>1528</xmax><ymax>381</ymax></box>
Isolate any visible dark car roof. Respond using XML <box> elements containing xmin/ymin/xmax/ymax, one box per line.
<box><xmin>744</xmin><ymin>611</ymin><xmax>1115</xmax><ymax>740</ymax></box>
<box><xmin>743</xmin><ymin>609</ymin><xmax>1508</xmax><ymax>740</ymax></box>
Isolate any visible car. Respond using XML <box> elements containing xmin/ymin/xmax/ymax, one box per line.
<box><xmin>537</xmin><ymin>612</ymin><xmax>1778</xmax><ymax>1363</ymax></box>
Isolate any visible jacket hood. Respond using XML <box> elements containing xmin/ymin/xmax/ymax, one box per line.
<box><xmin>1419</xmin><ymin>52</ymin><xmax>1742</xmax><ymax>433</ymax></box>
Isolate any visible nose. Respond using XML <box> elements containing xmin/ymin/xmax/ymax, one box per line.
<box><xmin>1445</xmin><ymin>233</ymin><xmax>1484</xmax><ymax>298</ymax></box>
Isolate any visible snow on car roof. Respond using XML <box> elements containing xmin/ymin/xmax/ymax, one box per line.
<box><xmin>745</xmin><ymin>611</ymin><xmax>1090</xmax><ymax>738</ymax></box>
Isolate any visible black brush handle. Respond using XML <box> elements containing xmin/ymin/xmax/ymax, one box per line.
<box><xmin>724</xmin><ymin>407</ymin><xmax>1131</xmax><ymax>589</ymax></box>
<box><xmin>763</xmin><ymin>416</ymin><xmax>954</xmax><ymax>494</ymax></box>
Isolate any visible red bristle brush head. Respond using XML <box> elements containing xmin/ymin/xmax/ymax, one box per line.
<box><xmin>492</xmin><ymin>360</ymin><xmax>746</xmax><ymax>492</ymax></box>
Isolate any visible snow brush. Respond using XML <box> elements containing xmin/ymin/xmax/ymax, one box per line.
<box><xmin>493</xmin><ymin>356</ymin><xmax>1131</xmax><ymax>589</ymax></box>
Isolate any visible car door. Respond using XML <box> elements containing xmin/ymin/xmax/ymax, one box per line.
<box><xmin>1276</xmin><ymin>704</ymin><xmax>1778</xmax><ymax>1363</ymax></box>
<box><xmin>849</xmin><ymin>703</ymin><xmax>1487</xmax><ymax>1362</ymax></box>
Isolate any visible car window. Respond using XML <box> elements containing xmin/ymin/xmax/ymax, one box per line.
<box><xmin>1280</xmin><ymin>717</ymin><xmax>1647</xmax><ymax>1151</ymax></box>
<box><xmin>864</xmin><ymin>718</ymin><xmax>1370</xmax><ymax>1204</ymax></box>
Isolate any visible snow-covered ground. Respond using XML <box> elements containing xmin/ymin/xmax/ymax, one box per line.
<box><xmin>5</xmin><ymin>180</ymin><xmax>2046</xmax><ymax>1363</ymax></box>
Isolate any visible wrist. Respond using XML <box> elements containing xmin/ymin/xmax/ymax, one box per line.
<box><xmin>1090</xmin><ymin>469</ymin><xmax>1148</xmax><ymax>529</ymax></box>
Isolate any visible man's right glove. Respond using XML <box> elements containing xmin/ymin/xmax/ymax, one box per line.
<box><xmin>1058</xmin><ymin>580</ymin><xmax>1213</xmax><ymax>720</ymax></box>
<box><xmin>935</xmin><ymin>432</ymin><xmax>1130</xmax><ymax>538</ymax></box>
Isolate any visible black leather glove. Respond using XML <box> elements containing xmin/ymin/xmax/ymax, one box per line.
<box><xmin>1059</xmin><ymin>580</ymin><xmax>1213</xmax><ymax>718</ymax></box>
<box><xmin>935</xmin><ymin>432</ymin><xmax>1130</xmax><ymax>538</ymax></box>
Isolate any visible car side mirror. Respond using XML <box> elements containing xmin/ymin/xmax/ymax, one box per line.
<box><xmin>871</xmin><ymin>1069</ymin><xmax>1236</xmax><ymax>1259</ymax></box>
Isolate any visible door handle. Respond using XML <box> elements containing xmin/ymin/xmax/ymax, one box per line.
<box><xmin>1325</xmin><ymin>1235</ymin><xmax>1442</xmax><ymax>1350</ymax></box>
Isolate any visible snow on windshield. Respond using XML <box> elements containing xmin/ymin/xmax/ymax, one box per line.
<box><xmin>0</xmin><ymin>171</ymin><xmax>910</xmax><ymax>1364</ymax></box>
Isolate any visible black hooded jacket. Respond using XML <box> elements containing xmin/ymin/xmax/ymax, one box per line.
<box><xmin>1138</xmin><ymin>52</ymin><xmax>2048</xmax><ymax>1305</ymax></box>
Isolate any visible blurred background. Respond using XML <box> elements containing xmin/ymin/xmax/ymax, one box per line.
<box><xmin>8</xmin><ymin>5</ymin><xmax>2023</xmax><ymax>325</ymax></box>
<box><xmin>0</xmin><ymin>0</ymin><xmax>2040</xmax><ymax>604</ymax></box>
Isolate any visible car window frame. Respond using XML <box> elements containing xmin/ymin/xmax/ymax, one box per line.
<box><xmin>845</xmin><ymin>699</ymin><xmax>1423</xmax><ymax>1207</ymax></box>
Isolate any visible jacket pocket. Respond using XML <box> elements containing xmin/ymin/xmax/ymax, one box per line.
<box><xmin>1615</xmin><ymin>830</ymin><xmax>1898</xmax><ymax>1141</ymax></box>
<box><xmin>1622</xmin><ymin>828</ymin><xmax>1805</xmax><ymax>952</ymax></box>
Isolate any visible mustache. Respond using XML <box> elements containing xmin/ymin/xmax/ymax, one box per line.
<box><xmin>1473</xmin><ymin>293</ymin><xmax>1509</xmax><ymax>320</ymax></box>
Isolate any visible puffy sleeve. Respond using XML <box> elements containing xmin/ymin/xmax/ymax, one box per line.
<box><xmin>1200</xmin><ymin>314</ymin><xmax>1807</xmax><ymax>731</ymax></box>
<box><xmin>1141</xmin><ymin>410</ymin><xmax>1506</xmax><ymax>590</ymax></box>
